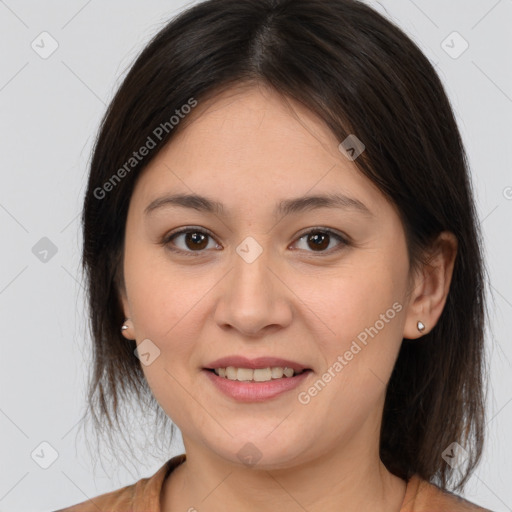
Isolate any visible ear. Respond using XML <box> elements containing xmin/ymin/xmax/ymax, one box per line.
<box><xmin>403</xmin><ymin>231</ymin><xmax>458</xmax><ymax>339</ymax></box>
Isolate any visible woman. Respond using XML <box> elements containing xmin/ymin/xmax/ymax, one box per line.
<box><xmin>57</xmin><ymin>0</ymin><xmax>492</xmax><ymax>510</ymax></box>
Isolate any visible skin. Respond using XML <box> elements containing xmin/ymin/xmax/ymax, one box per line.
<box><xmin>120</xmin><ymin>82</ymin><xmax>457</xmax><ymax>512</ymax></box>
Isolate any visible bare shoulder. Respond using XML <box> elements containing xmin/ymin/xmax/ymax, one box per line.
<box><xmin>402</xmin><ymin>475</ymin><xmax>493</xmax><ymax>512</ymax></box>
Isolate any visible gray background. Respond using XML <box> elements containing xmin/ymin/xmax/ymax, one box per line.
<box><xmin>0</xmin><ymin>1</ymin><xmax>511</xmax><ymax>510</ymax></box>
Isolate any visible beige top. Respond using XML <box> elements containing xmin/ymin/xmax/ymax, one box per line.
<box><xmin>55</xmin><ymin>453</ymin><xmax>492</xmax><ymax>511</ymax></box>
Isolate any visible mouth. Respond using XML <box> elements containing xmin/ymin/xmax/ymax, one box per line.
<box><xmin>203</xmin><ymin>355</ymin><xmax>311</xmax><ymax>382</ymax></box>
<box><xmin>202</xmin><ymin>356</ymin><xmax>312</xmax><ymax>402</ymax></box>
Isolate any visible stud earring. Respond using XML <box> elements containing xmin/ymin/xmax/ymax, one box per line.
<box><xmin>121</xmin><ymin>319</ymin><xmax>131</xmax><ymax>333</ymax></box>
<box><xmin>417</xmin><ymin>320</ymin><xmax>425</xmax><ymax>333</ymax></box>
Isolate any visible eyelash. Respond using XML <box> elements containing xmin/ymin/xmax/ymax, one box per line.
<box><xmin>161</xmin><ymin>226</ymin><xmax>350</xmax><ymax>258</ymax></box>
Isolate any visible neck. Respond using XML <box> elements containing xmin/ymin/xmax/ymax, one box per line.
<box><xmin>161</xmin><ymin>431</ymin><xmax>406</xmax><ymax>512</ymax></box>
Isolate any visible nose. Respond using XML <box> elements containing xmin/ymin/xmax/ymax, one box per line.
<box><xmin>213</xmin><ymin>244</ymin><xmax>293</xmax><ymax>337</ymax></box>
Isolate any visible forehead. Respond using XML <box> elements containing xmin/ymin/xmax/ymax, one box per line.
<box><xmin>172</xmin><ymin>82</ymin><xmax>341</xmax><ymax>159</ymax></box>
<box><xmin>130</xmin><ymin>83</ymin><xmax>389</xmax><ymax>218</ymax></box>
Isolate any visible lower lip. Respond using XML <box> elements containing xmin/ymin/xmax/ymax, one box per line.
<box><xmin>203</xmin><ymin>369</ymin><xmax>312</xmax><ymax>402</ymax></box>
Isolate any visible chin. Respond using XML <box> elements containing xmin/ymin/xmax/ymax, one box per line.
<box><xmin>206</xmin><ymin>433</ymin><xmax>311</xmax><ymax>470</ymax></box>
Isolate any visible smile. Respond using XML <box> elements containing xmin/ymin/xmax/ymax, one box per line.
<box><xmin>212</xmin><ymin>366</ymin><xmax>307</xmax><ymax>381</ymax></box>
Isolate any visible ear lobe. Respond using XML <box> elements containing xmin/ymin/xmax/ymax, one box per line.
<box><xmin>118</xmin><ymin>290</ymin><xmax>136</xmax><ymax>340</ymax></box>
<box><xmin>120</xmin><ymin>317</ymin><xmax>135</xmax><ymax>340</ymax></box>
<box><xmin>403</xmin><ymin>231</ymin><xmax>457</xmax><ymax>339</ymax></box>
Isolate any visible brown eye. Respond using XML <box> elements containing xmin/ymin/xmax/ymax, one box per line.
<box><xmin>164</xmin><ymin>228</ymin><xmax>219</xmax><ymax>255</ymax></box>
<box><xmin>183</xmin><ymin>231</ymin><xmax>208</xmax><ymax>250</ymax></box>
<box><xmin>293</xmin><ymin>229</ymin><xmax>348</xmax><ymax>254</ymax></box>
<box><xmin>306</xmin><ymin>232</ymin><xmax>330</xmax><ymax>251</ymax></box>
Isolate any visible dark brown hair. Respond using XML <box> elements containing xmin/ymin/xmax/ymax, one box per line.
<box><xmin>80</xmin><ymin>0</ymin><xmax>487</xmax><ymax>490</ymax></box>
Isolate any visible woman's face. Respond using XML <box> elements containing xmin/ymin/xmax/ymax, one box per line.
<box><xmin>121</xmin><ymin>83</ymin><xmax>418</xmax><ymax>469</ymax></box>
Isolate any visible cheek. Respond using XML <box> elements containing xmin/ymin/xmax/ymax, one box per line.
<box><xmin>123</xmin><ymin>250</ymin><xmax>201</xmax><ymax>412</ymax></box>
<box><xmin>338</xmin><ymin>264</ymin><xmax>408</xmax><ymax>377</ymax></box>
<box><xmin>123</xmin><ymin>243</ymin><xmax>218</xmax><ymax>376</ymax></box>
<box><xmin>300</xmin><ymin>264</ymin><xmax>406</xmax><ymax>347</ymax></box>
<box><xmin>123</xmin><ymin>242</ymin><xmax>187</xmax><ymax>339</ymax></box>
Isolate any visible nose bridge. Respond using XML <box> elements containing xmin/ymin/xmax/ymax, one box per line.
<box><xmin>214</xmin><ymin>235</ymin><xmax>292</xmax><ymax>335</ymax></box>
<box><xmin>234</xmin><ymin>237</ymin><xmax>272</xmax><ymax>295</ymax></box>
<box><xmin>231</xmin><ymin>236</ymin><xmax>275</xmax><ymax>312</ymax></box>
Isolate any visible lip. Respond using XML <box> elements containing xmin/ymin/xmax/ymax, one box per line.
<box><xmin>204</xmin><ymin>356</ymin><xmax>309</xmax><ymax>373</ymax></box>
<box><xmin>203</xmin><ymin>368</ymin><xmax>312</xmax><ymax>402</ymax></box>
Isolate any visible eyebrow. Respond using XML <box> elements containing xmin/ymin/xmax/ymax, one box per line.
<box><xmin>144</xmin><ymin>192</ymin><xmax>373</xmax><ymax>218</ymax></box>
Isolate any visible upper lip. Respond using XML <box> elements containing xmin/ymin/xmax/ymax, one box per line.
<box><xmin>205</xmin><ymin>356</ymin><xmax>310</xmax><ymax>373</ymax></box>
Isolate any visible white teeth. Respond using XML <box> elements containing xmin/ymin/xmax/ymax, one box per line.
<box><xmin>236</xmin><ymin>368</ymin><xmax>254</xmax><ymax>381</ymax></box>
<box><xmin>226</xmin><ymin>366</ymin><xmax>237</xmax><ymax>379</ymax></box>
<box><xmin>213</xmin><ymin>366</ymin><xmax>304</xmax><ymax>382</ymax></box>
<box><xmin>283</xmin><ymin>367</ymin><xmax>294</xmax><ymax>378</ymax></box>
<box><xmin>253</xmin><ymin>368</ymin><xmax>272</xmax><ymax>381</ymax></box>
<box><xmin>271</xmin><ymin>367</ymin><xmax>283</xmax><ymax>379</ymax></box>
